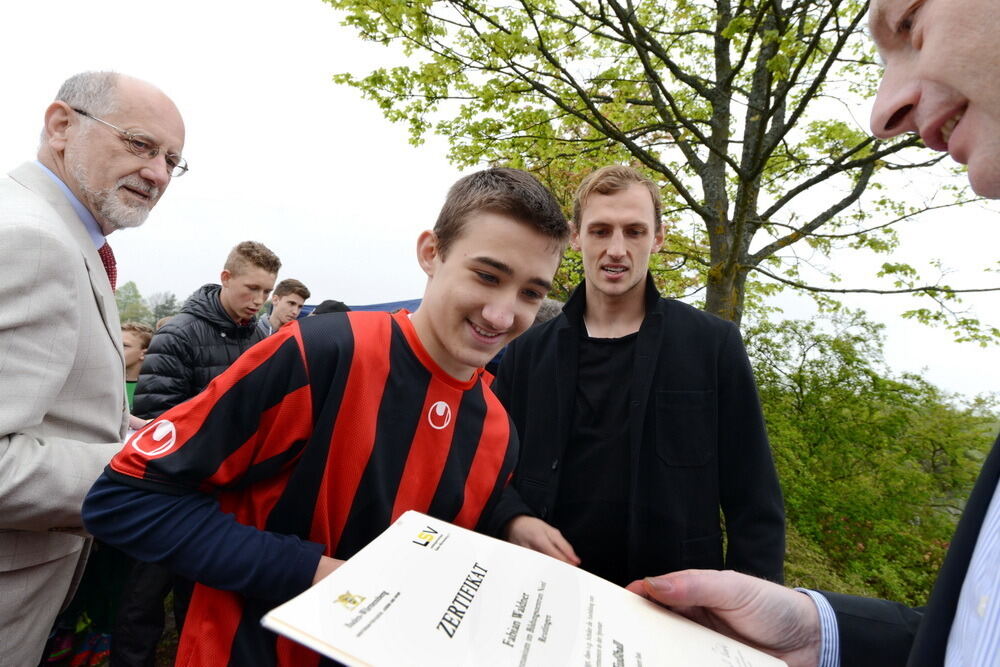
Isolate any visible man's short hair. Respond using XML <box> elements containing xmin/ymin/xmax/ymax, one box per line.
<box><xmin>433</xmin><ymin>167</ymin><xmax>569</xmax><ymax>258</ymax></box>
<box><xmin>273</xmin><ymin>278</ymin><xmax>310</xmax><ymax>301</ymax></box>
<box><xmin>121</xmin><ymin>321</ymin><xmax>153</xmax><ymax>349</ymax></box>
<box><xmin>573</xmin><ymin>165</ymin><xmax>662</xmax><ymax>230</ymax></box>
<box><xmin>155</xmin><ymin>316</ymin><xmax>173</xmax><ymax>331</ymax></box>
<box><xmin>40</xmin><ymin>71</ymin><xmax>121</xmax><ymax>145</ymax></box>
<box><xmin>224</xmin><ymin>241</ymin><xmax>281</xmax><ymax>277</ymax></box>
<box><xmin>55</xmin><ymin>71</ymin><xmax>121</xmax><ymax>115</ymax></box>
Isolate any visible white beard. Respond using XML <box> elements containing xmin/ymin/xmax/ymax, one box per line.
<box><xmin>69</xmin><ymin>159</ymin><xmax>157</xmax><ymax>230</ymax></box>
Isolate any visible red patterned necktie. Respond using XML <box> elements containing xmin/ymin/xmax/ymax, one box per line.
<box><xmin>98</xmin><ymin>242</ymin><xmax>117</xmax><ymax>291</ymax></box>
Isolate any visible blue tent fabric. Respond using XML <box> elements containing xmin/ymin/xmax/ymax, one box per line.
<box><xmin>346</xmin><ymin>299</ymin><xmax>422</xmax><ymax>313</ymax></box>
<box><xmin>298</xmin><ymin>299</ymin><xmax>422</xmax><ymax>318</ymax></box>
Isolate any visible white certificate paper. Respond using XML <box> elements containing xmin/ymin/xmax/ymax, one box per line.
<box><xmin>262</xmin><ymin>511</ymin><xmax>786</xmax><ymax>666</ymax></box>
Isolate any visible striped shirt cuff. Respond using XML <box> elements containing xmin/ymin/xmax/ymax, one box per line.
<box><xmin>796</xmin><ymin>588</ymin><xmax>840</xmax><ymax>667</ymax></box>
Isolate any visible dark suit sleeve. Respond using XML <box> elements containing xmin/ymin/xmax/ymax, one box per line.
<box><xmin>821</xmin><ymin>590</ymin><xmax>921</xmax><ymax>666</ymax></box>
<box><xmin>133</xmin><ymin>324</ymin><xmax>195</xmax><ymax>419</ymax></box>
<box><xmin>717</xmin><ymin>322</ymin><xmax>786</xmax><ymax>582</ymax></box>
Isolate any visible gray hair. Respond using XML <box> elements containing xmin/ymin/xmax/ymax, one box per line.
<box><xmin>39</xmin><ymin>71</ymin><xmax>121</xmax><ymax>145</ymax></box>
<box><xmin>533</xmin><ymin>297</ymin><xmax>564</xmax><ymax>326</ymax></box>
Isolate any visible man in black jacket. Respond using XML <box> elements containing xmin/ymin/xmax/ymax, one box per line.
<box><xmin>134</xmin><ymin>241</ymin><xmax>280</xmax><ymax>418</ymax></box>
<box><xmin>627</xmin><ymin>0</ymin><xmax>1000</xmax><ymax>664</ymax></box>
<box><xmin>115</xmin><ymin>240</ymin><xmax>280</xmax><ymax>665</ymax></box>
<box><xmin>492</xmin><ymin>165</ymin><xmax>785</xmax><ymax>587</ymax></box>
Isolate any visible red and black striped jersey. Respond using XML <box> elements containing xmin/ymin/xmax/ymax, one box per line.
<box><xmin>106</xmin><ymin>310</ymin><xmax>517</xmax><ymax>667</ymax></box>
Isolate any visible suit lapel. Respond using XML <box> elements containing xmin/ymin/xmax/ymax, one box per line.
<box><xmin>9</xmin><ymin>163</ymin><xmax>126</xmax><ymax>374</ymax></box>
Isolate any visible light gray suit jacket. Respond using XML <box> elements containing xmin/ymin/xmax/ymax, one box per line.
<box><xmin>0</xmin><ymin>161</ymin><xmax>128</xmax><ymax>575</ymax></box>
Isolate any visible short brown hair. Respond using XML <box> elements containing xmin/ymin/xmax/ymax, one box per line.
<box><xmin>224</xmin><ymin>241</ymin><xmax>281</xmax><ymax>277</ymax></box>
<box><xmin>273</xmin><ymin>278</ymin><xmax>310</xmax><ymax>301</ymax></box>
<box><xmin>121</xmin><ymin>321</ymin><xmax>153</xmax><ymax>349</ymax></box>
<box><xmin>433</xmin><ymin>168</ymin><xmax>569</xmax><ymax>257</ymax></box>
<box><xmin>573</xmin><ymin>166</ymin><xmax>662</xmax><ymax>230</ymax></box>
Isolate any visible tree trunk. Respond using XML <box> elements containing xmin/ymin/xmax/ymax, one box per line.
<box><xmin>704</xmin><ymin>258</ymin><xmax>749</xmax><ymax>326</ymax></box>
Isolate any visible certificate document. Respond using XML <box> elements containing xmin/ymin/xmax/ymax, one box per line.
<box><xmin>262</xmin><ymin>511</ymin><xmax>786</xmax><ymax>666</ymax></box>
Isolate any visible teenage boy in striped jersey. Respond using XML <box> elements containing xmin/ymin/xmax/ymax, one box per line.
<box><xmin>83</xmin><ymin>168</ymin><xmax>569</xmax><ymax>667</ymax></box>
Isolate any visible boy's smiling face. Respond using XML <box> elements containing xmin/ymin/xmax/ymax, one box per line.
<box><xmin>411</xmin><ymin>211</ymin><xmax>563</xmax><ymax>381</ymax></box>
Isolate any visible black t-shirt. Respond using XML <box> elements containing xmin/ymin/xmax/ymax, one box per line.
<box><xmin>552</xmin><ymin>331</ymin><xmax>636</xmax><ymax>585</ymax></box>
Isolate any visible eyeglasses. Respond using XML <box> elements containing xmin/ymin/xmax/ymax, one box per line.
<box><xmin>72</xmin><ymin>107</ymin><xmax>188</xmax><ymax>177</ymax></box>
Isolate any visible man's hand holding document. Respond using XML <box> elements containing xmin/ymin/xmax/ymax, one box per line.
<box><xmin>263</xmin><ymin>511</ymin><xmax>786</xmax><ymax>666</ymax></box>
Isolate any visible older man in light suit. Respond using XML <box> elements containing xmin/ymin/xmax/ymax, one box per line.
<box><xmin>0</xmin><ymin>71</ymin><xmax>185</xmax><ymax>665</ymax></box>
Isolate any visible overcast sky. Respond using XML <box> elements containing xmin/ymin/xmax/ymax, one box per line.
<box><xmin>1</xmin><ymin>0</ymin><xmax>998</xmax><ymax>400</ymax></box>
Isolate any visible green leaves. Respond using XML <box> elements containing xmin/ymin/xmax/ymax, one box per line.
<box><xmin>722</xmin><ymin>15</ymin><xmax>755</xmax><ymax>39</ymax></box>
<box><xmin>116</xmin><ymin>281</ymin><xmax>152</xmax><ymax>325</ymax></box>
<box><xmin>325</xmin><ymin>0</ymin><xmax>994</xmax><ymax>338</ymax></box>
<box><xmin>115</xmin><ymin>282</ymin><xmax>180</xmax><ymax>328</ymax></box>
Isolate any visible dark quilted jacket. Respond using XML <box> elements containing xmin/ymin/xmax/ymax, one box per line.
<box><xmin>133</xmin><ymin>284</ymin><xmax>266</xmax><ymax>419</ymax></box>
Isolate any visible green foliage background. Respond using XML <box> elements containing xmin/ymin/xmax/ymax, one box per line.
<box><xmin>115</xmin><ymin>282</ymin><xmax>181</xmax><ymax>328</ymax></box>
<box><xmin>326</xmin><ymin>0</ymin><xmax>999</xmax><ymax>342</ymax></box>
<box><xmin>747</xmin><ymin>311</ymin><xmax>997</xmax><ymax>603</ymax></box>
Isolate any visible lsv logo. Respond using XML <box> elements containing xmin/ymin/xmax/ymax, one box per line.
<box><xmin>412</xmin><ymin>525</ymin><xmax>439</xmax><ymax>547</ymax></box>
<box><xmin>130</xmin><ymin>420</ymin><xmax>178</xmax><ymax>456</ymax></box>
<box><xmin>427</xmin><ymin>401</ymin><xmax>452</xmax><ymax>430</ymax></box>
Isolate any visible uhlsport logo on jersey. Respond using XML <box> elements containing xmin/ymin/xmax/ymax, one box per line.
<box><xmin>130</xmin><ymin>420</ymin><xmax>178</xmax><ymax>457</ymax></box>
<box><xmin>427</xmin><ymin>401</ymin><xmax>452</xmax><ymax>430</ymax></box>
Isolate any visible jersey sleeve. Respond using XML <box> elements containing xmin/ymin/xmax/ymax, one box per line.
<box><xmin>83</xmin><ymin>473</ymin><xmax>324</xmax><ymax>600</ymax></box>
<box><xmin>106</xmin><ymin>323</ymin><xmax>315</xmax><ymax>495</ymax></box>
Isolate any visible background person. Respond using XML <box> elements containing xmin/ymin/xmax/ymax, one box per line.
<box><xmin>258</xmin><ymin>278</ymin><xmax>310</xmax><ymax>336</ymax></box>
<box><xmin>309</xmin><ymin>298</ymin><xmax>351</xmax><ymax>315</ymax></box>
<box><xmin>492</xmin><ymin>165</ymin><xmax>785</xmax><ymax>587</ymax></box>
<box><xmin>121</xmin><ymin>321</ymin><xmax>153</xmax><ymax>411</ymax></box>
<box><xmin>132</xmin><ymin>240</ymin><xmax>280</xmax><ymax>418</ymax></box>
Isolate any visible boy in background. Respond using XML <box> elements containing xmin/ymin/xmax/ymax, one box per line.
<box><xmin>120</xmin><ymin>322</ymin><xmax>152</xmax><ymax>411</ymax></box>
<box><xmin>258</xmin><ymin>278</ymin><xmax>311</xmax><ymax>336</ymax></box>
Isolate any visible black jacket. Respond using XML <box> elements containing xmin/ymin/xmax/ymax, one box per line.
<box><xmin>823</xmin><ymin>432</ymin><xmax>1000</xmax><ymax>666</ymax></box>
<box><xmin>491</xmin><ymin>276</ymin><xmax>785</xmax><ymax>584</ymax></box>
<box><xmin>133</xmin><ymin>284</ymin><xmax>266</xmax><ymax>419</ymax></box>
